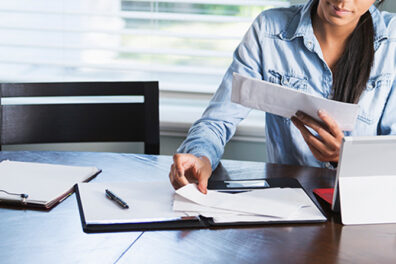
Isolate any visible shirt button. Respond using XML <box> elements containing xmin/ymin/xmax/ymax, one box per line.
<box><xmin>324</xmin><ymin>162</ymin><xmax>333</xmax><ymax>169</ymax></box>
<box><xmin>306</xmin><ymin>41</ymin><xmax>313</xmax><ymax>49</ymax></box>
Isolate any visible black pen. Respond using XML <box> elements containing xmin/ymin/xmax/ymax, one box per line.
<box><xmin>105</xmin><ymin>189</ymin><xmax>129</xmax><ymax>209</ymax></box>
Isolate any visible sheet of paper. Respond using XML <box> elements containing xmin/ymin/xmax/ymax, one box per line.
<box><xmin>175</xmin><ymin>184</ymin><xmax>303</xmax><ymax>218</ymax></box>
<box><xmin>231</xmin><ymin>72</ymin><xmax>360</xmax><ymax>131</ymax></box>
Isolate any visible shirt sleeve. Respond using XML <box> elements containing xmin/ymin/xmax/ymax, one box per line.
<box><xmin>378</xmin><ymin>79</ymin><xmax>396</xmax><ymax>135</ymax></box>
<box><xmin>177</xmin><ymin>15</ymin><xmax>265</xmax><ymax>170</ymax></box>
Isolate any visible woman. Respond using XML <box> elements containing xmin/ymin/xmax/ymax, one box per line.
<box><xmin>169</xmin><ymin>0</ymin><xmax>395</xmax><ymax>193</ymax></box>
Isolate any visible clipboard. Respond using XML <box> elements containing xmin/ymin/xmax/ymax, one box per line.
<box><xmin>75</xmin><ymin>177</ymin><xmax>326</xmax><ymax>233</ymax></box>
<box><xmin>0</xmin><ymin>160</ymin><xmax>101</xmax><ymax>210</ymax></box>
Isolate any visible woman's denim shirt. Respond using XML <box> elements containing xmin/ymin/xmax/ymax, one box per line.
<box><xmin>177</xmin><ymin>0</ymin><xmax>396</xmax><ymax>170</ymax></box>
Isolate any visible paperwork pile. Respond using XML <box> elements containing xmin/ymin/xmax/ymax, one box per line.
<box><xmin>173</xmin><ymin>184</ymin><xmax>326</xmax><ymax>223</ymax></box>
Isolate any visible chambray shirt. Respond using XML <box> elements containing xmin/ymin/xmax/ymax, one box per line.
<box><xmin>177</xmin><ymin>0</ymin><xmax>396</xmax><ymax>170</ymax></box>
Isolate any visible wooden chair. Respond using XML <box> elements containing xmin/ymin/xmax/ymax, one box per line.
<box><xmin>0</xmin><ymin>81</ymin><xmax>159</xmax><ymax>154</ymax></box>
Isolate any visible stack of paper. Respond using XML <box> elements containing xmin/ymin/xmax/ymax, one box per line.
<box><xmin>174</xmin><ymin>184</ymin><xmax>326</xmax><ymax>223</ymax></box>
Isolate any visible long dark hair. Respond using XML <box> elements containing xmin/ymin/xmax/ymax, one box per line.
<box><xmin>320</xmin><ymin>0</ymin><xmax>385</xmax><ymax>104</ymax></box>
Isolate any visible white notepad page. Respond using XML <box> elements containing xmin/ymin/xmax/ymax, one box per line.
<box><xmin>0</xmin><ymin>160</ymin><xmax>100</xmax><ymax>207</ymax></box>
<box><xmin>78</xmin><ymin>181</ymin><xmax>188</xmax><ymax>224</ymax></box>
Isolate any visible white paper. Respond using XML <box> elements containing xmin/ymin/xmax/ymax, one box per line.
<box><xmin>231</xmin><ymin>72</ymin><xmax>360</xmax><ymax>131</ymax></box>
<box><xmin>175</xmin><ymin>184</ymin><xmax>303</xmax><ymax>218</ymax></box>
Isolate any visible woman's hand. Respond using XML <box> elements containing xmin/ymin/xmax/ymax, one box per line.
<box><xmin>169</xmin><ymin>153</ymin><xmax>212</xmax><ymax>194</ymax></box>
<box><xmin>291</xmin><ymin>110</ymin><xmax>344</xmax><ymax>163</ymax></box>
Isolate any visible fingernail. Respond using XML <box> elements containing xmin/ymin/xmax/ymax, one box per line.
<box><xmin>198</xmin><ymin>186</ymin><xmax>207</xmax><ymax>194</ymax></box>
<box><xmin>318</xmin><ymin>109</ymin><xmax>325</xmax><ymax>116</ymax></box>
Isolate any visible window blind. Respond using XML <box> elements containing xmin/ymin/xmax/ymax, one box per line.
<box><xmin>0</xmin><ymin>0</ymin><xmax>290</xmax><ymax>94</ymax></box>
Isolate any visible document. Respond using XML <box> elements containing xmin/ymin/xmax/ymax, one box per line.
<box><xmin>231</xmin><ymin>72</ymin><xmax>360</xmax><ymax>131</ymax></box>
<box><xmin>0</xmin><ymin>160</ymin><xmax>100</xmax><ymax>208</ymax></box>
<box><xmin>174</xmin><ymin>184</ymin><xmax>326</xmax><ymax>223</ymax></box>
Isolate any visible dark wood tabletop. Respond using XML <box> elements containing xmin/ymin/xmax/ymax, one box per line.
<box><xmin>1</xmin><ymin>151</ymin><xmax>395</xmax><ymax>264</ymax></box>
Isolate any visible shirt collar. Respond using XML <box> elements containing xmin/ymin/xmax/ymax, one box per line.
<box><xmin>279</xmin><ymin>0</ymin><xmax>316</xmax><ymax>41</ymax></box>
<box><xmin>369</xmin><ymin>5</ymin><xmax>389</xmax><ymax>48</ymax></box>
<box><xmin>279</xmin><ymin>0</ymin><xmax>389</xmax><ymax>48</ymax></box>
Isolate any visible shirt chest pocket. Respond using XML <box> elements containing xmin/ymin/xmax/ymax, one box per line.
<box><xmin>267</xmin><ymin>70</ymin><xmax>308</xmax><ymax>92</ymax></box>
<box><xmin>357</xmin><ymin>74</ymin><xmax>393</xmax><ymax>125</ymax></box>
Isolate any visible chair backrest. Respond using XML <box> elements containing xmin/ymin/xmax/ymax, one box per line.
<box><xmin>0</xmin><ymin>82</ymin><xmax>159</xmax><ymax>154</ymax></box>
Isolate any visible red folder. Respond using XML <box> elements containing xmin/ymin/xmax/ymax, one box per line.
<box><xmin>313</xmin><ymin>188</ymin><xmax>334</xmax><ymax>206</ymax></box>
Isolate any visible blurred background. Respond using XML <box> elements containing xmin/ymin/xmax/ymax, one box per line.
<box><xmin>1</xmin><ymin>0</ymin><xmax>395</xmax><ymax>162</ymax></box>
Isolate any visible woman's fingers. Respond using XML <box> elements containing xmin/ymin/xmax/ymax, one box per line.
<box><xmin>196</xmin><ymin>156</ymin><xmax>212</xmax><ymax>194</ymax></box>
<box><xmin>317</xmin><ymin>110</ymin><xmax>344</xmax><ymax>138</ymax></box>
<box><xmin>169</xmin><ymin>154</ymin><xmax>212</xmax><ymax>194</ymax></box>
<box><xmin>169</xmin><ymin>161</ymin><xmax>189</xmax><ymax>190</ymax></box>
<box><xmin>292</xmin><ymin>117</ymin><xmax>335</xmax><ymax>160</ymax></box>
<box><xmin>198</xmin><ymin>179</ymin><xmax>208</xmax><ymax>194</ymax></box>
<box><xmin>292</xmin><ymin>110</ymin><xmax>343</xmax><ymax>162</ymax></box>
<box><xmin>173</xmin><ymin>154</ymin><xmax>191</xmax><ymax>177</ymax></box>
<box><xmin>295</xmin><ymin>111</ymin><xmax>339</xmax><ymax>150</ymax></box>
<box><xmin>169</xmin><ymin>154</ymin><xmax>212</xmax><ymax>193</ymax></box>
<box><xmin>169</xmin><ymin>164</ymin><xmax>181</xmax><ymax>190</ymax></box>
<box><xmin>291</xmin><ymin>116</ymin><xmax>328</xmax><ymax>151</ymax></box>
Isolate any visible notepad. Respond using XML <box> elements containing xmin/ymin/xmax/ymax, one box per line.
<box><xmin>0</xmin><ymin>160</ymin><xmax>101</xmax><ymax>209</ymax></box>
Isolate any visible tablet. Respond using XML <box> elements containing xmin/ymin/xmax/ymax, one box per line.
<box><xmin>332</xmin><ymin>135</ymin><xmax>396</xmax><ymax>225</ymax></box>
<box><xmin>208</xmin><ymin>178</ymin><xmax>302</xmax><ymax>191</ymax></box>
<box><xmin>208</xmin><ymin>162</ymin><xmax>305</xmax><ymax>191</ymax></box>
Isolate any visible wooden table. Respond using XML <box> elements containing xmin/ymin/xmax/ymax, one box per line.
<box><xmin>1</xmin><ymin>151</ymin><xmax>395</xmax><ymax>264</ymax></box>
